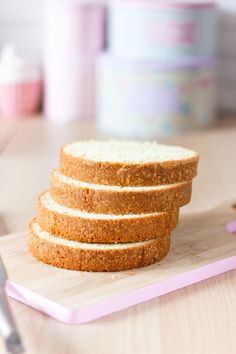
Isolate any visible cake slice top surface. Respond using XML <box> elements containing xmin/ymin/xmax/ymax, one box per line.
<box><xmin>63</xmin><ymin>140</ymin><xmax>198</xmax><ymax>164</ymax></box>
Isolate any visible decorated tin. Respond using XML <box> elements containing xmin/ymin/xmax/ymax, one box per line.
<box><xmin>44</xmin><ymin>0</ymin><xmax>105</xmax><ymax>123</ymax></box>
<box><xmin>108</xmin><ymin>1</ymin><xmax>217</xmax><ymax>60</ymax></box>
<box><xmin>96</xmin><ymin>55</ymin><xmax>217</xmax><ymax>138</ymax></box>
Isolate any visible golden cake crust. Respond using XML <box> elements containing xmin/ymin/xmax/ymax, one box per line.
<box><xmin>28</xmin><ymin>218</ymin><xmax>170</xmax><ymax>272</ymax></box>
<box><xmin>37</xmin><ymin>192</ymin><xmax>178</xmax><ymax>243</ymax></box>
<box><xmin>50</xmin><ymin>170</ymin><xmax>192</xmax><ymax>214</ymax></box>
<box><xmin>60</xmin><ymin>145</ymin><xmax>199</xmax><ymax>187</ymax></box>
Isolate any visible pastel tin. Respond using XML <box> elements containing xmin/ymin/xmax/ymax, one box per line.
<box><xmin>108</xmin><ymin>1</ymin><xmax>217</xmax><ymax>60</ymax></box>
<box><xmin>96</xmin><ymin>55</ymin><xmax>216</xmax><ymax>138</ymax></box>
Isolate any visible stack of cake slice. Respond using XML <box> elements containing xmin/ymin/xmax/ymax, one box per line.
<box><xmin>29</xmin><ymin>140</ymin><xmax>199</xmax><ymax>272</ymax></box>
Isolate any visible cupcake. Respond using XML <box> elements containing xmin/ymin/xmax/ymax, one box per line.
<box><xmin>0</xmin><ymin>44</ymin><xmax>42</xmax><ymax>118</ymax></box>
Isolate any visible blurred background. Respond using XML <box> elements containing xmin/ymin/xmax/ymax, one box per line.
<box><xmin>0</xmin><ymin>0</ymin><xmax>235</xmax><ymax>139</ymax></box>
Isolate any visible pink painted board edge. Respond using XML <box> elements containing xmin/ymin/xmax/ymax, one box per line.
<box><xmin>226</xmin><ymin>220</ymin><xmax>236</xmax><ymax>233</ymax></box>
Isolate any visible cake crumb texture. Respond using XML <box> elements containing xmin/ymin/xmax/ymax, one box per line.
<box><xmin>60</xmin><ymin>140</ymin><xmax>199</xmax><ymax>186</ymax></box>
<box><xmin>29</xmin><ymin>218</ymin><xmax>170</xmax><ymax>272</ymax></box>
<box><xmin>51</xmin><ymin>169</ymin><xmax>192</xmax><ymax>214</ymax></box>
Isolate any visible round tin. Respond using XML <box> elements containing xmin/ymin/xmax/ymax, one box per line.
<box><xmin>108</xmin><ymin>1</ymin><xmax>217</xmax><ymax>60</ymax></box>
<box><xmin>96</xmin><ymin>54</ymin><xmax>217</xmax><ymax>138</ymax></box>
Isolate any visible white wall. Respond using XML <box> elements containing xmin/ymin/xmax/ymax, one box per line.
<box><xmin>1</xmin><ymin>0</ymin><xmax>236</xmax><ymax>110</ymax></box>
<box><xmin>0</xmin><ymin>0</ymin><xmax>42</xmax><ymax>59</ymax></box>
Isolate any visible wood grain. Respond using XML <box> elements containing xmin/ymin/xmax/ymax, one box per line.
<box><xmin>0</xmin><ymin>117</ymin><xmax>236</xmax><ymax>354</ymax></box>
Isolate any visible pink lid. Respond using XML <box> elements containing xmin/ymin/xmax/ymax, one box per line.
<box><xmin>111</xmin><ymin>0</ymin><xmax>215</xmax><ymax>10</ymax></box>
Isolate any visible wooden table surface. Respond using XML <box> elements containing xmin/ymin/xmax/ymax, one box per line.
<box><xmin>1</xmin><ymin>116</ymin><xmax>236</xmax><ymax>354</ymax></box>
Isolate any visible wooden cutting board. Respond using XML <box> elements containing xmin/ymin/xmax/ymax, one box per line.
<box><xmin>1</xmin><ymin>201</ymin><xmax>236</xmax><ymax>324</ymax></box>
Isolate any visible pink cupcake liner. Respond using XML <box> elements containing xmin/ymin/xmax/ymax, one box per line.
<box><xmin>0</xmin><ymin>81</ymin><xmax>42</xmax><ymax>118</ymax></box>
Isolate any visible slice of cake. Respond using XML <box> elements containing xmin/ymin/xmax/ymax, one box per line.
<box><xmin>50</xmin><ymin>169</ymin><xmax>192</xmax><ymax>214</ymax></box>
<box><xmin>60</xmin><ymin>140</ymin><xmax>199</xmax><ymax>186</ymax></box>
<box><xmin>29</xmin><ymin>218</ymin><xmax>170</xmax><ymax>272</ymax></box>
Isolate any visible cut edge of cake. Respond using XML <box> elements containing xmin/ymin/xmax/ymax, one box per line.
<box><xmin>50</xmin><ymin>169</ymin><xmax>192</xmax><ymax>214</ymax></box>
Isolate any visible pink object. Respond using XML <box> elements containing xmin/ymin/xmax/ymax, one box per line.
<box><xmin>5</xmin><ymin>254</ymin><xmax>236</xmax><ymax>325</ymax></box>
<box><xmin>112</xmin><ymin>1</ymin><xmax>215</xmax><ymax>9</ymax></box>
<box><xmin>44</xmin><ymin>1</ymin><xmax>105</xmax><ymax>123</ymax></box>
<box><xmin>149</xmin><ymin>21</ymin><xmax>195</xmax><ymax>45</ymax></box>
<box><xmin>226</xmin><ymin>220</ymin><xmax>236</xmax><ymax>233</ymax></box>
<box><xmin>0</xmin><ymin>44</ymin><xmax>42</xmax><ymax>117</ymax></box>
<box><xmin>0</xmin><ymin>81</ymin><xmax>42</xmax><ymax>117</ymax></box>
